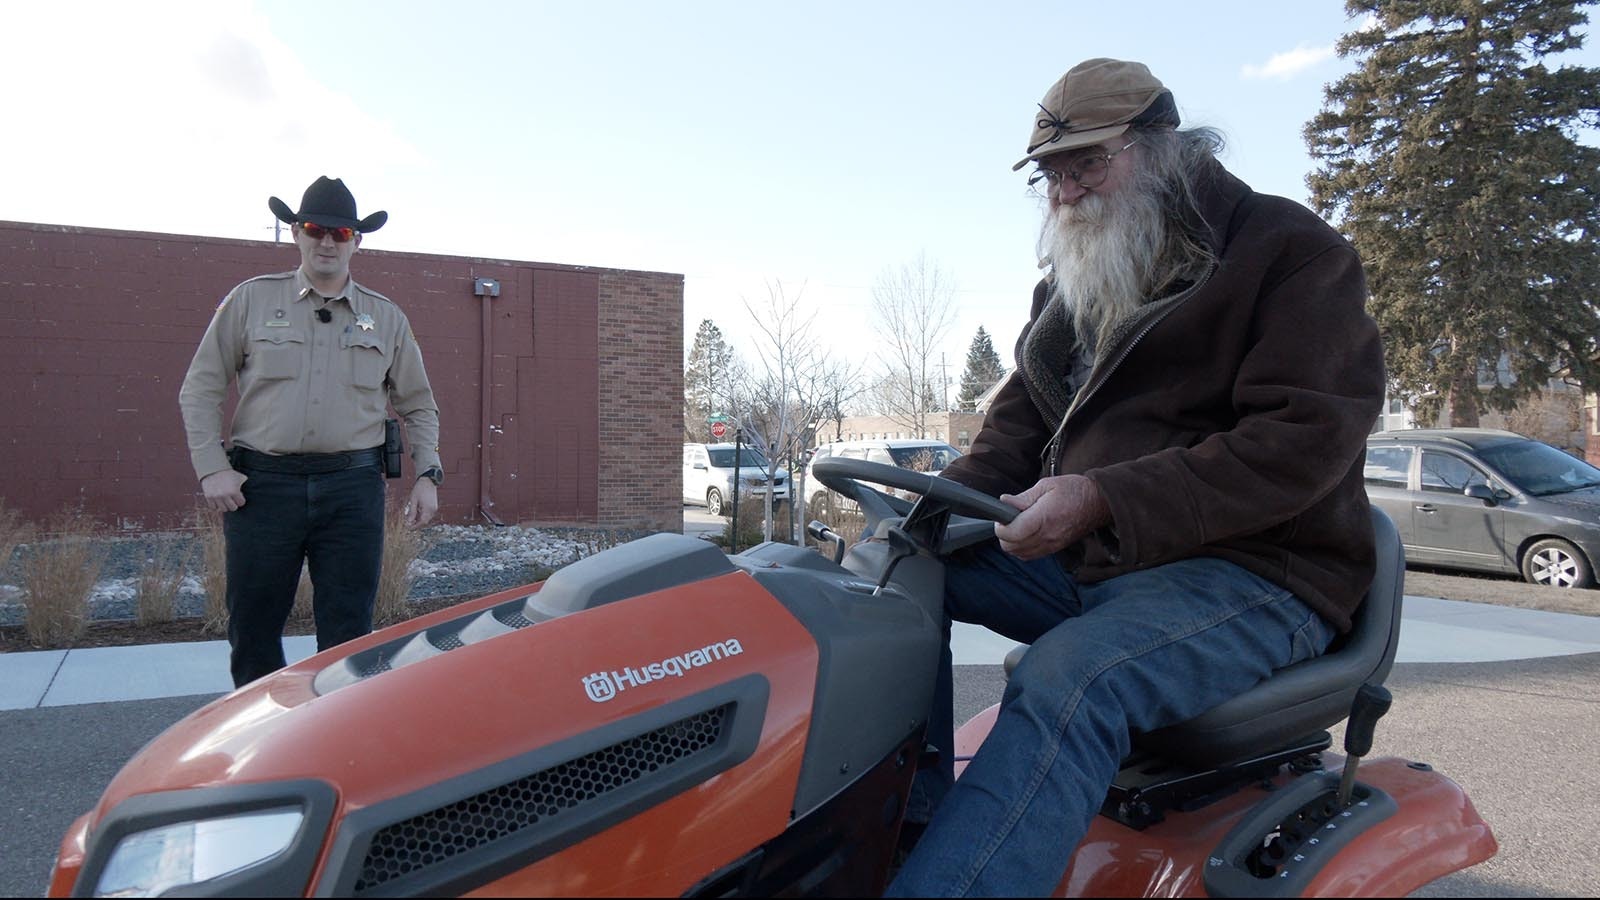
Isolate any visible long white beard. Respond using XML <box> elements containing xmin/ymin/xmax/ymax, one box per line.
<box><xmin>1040</xmin><ymin>180</ymin><xmax>1168</xmax><ymax>353</ymax></box>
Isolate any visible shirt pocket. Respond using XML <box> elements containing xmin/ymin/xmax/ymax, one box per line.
<box><xmin>246</xmin><ymin>326</ymin><xmax>307</xmax><ymax>381</ymax></box>
<box><xmin>340</xmin><ymin>330</ymin><xmax>389</xmax><ymax>392</ymax></box>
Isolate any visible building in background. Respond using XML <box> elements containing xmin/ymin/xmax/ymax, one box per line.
<box><xmin>816</xmin><ymin>378</ymin><xmax>1005</xmax><ymax>452</ymax></box>
<box><xmin>0</xmin><ymin>221</ymin><xmax>683</xmax><ymax>532</ymax></box>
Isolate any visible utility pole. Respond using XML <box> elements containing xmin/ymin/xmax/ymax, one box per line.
<box><xmin>935</xmin><ymin>352</ymin><xmax>949</xmax><ymax>438</ymax></box>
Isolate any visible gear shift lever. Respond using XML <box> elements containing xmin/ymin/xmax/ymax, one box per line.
<box><xmin>1337</xmin><ymin>683</ymin><xmax>1392</xmax><ymax>808</ymax></box>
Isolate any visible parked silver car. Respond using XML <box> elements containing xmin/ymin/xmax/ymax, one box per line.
<box><xmin>683</xmin><ymin>443</ymin><xmax>789</xmax><ymax>516</ymax></box>
<box><xmin>804</xmin><ymin>439</ymin><xmax>962</xmax><ymax>513</ymax></box>
<box><xmin>1364</xmin><ymin>429</ymin><xmax>1600</xmax><ymax>588</ymax></box>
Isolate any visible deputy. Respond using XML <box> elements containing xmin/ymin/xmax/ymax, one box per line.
<box><xmin>179</xmin><ymin>176</ymin><xmax>444</xmax><ymax>688</ymax></box>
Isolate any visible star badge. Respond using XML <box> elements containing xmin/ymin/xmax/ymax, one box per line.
<box><xmin>356</xmin><ymin>313</ymin><xmax>376</xmax><ymax>332</ymax></box>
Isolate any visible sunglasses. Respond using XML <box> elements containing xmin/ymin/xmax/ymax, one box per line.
<box><xmin>300</xmin><ymin>222</ymin><xmax>356</xmax><ymax>243</ymax></box>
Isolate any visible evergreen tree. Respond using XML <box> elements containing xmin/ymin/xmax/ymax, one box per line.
<box><xmin>956</xmin><ymin>326</ymin><xmax>1007</xmax><ymax>412</ymax></box>
<box><xmin>1306</xmin><ymin>0</ymin><xmax>1600</xmax><ymax>426</ymax></box>
<box><xmin>684</xmin><ymin>319</ymin><xmax>735</xmax><ymax>442</ymax></box>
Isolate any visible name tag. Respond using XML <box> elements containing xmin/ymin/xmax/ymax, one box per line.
<box><xmin>264</xmin><ymin>321</ymin><xmax>290</xmax><ymax>327</ymax></box>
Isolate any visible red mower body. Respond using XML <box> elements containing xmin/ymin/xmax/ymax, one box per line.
<box><xmin>50</xmin><ymin>520</ymin><xmax>1495</xmax><ymax>897</ymax></box>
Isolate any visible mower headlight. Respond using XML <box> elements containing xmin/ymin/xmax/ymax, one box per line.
<box><xmin>94</xmin><ymin>808</ymin><xmax>303</xmax><ymax>898</ymax></box>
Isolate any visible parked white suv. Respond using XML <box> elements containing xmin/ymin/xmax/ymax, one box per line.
<box><xmin>683</xmin><ymin>443</ymin><xmax>791</xmax><ymax>516</ymax></box>
<box><xmin>804</xmin><ymin>438</ymin><xmax>963</xmax><ymax>512</ymax></box>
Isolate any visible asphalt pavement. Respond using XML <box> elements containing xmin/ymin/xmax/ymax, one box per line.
<box><xmin>3</xmin><ymin>509</ymin><xmax>1599</xmax><ymax>896</ymax></box>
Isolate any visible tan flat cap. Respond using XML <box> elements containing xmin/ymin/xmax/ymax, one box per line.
<box><xmin>1013</xmin><ymin>58</ymin><xmax>1177</xmax><ymax>171</ymax></box>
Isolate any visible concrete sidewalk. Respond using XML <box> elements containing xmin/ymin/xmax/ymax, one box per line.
<box><xmin>4</xmin><ymin>596</ymin><xmax>1600</xmax><ymax>711</ymax></box>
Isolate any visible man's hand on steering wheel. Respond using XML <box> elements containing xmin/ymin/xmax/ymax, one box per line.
<box><xmin>995</xmin><ymin>474</ymin><xmax>1112</xmax><ymax>561</ymax></box>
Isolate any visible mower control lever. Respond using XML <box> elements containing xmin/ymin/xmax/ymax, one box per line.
<box><xmin>1337</xmin><ymin>683</ymin><xmax>1392</xmax><ymax>807</ymax></box>
<box><xmin>807</xmin><ymin>520</ymin><xmax>847</xmax><ymax>564</ymax></box>
<box><xmin>874</xmin><ymin>528</ymin><xmax>919</xmax><ymax>596</ymax></box>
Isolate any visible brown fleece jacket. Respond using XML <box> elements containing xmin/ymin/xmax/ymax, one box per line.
<box><xmin>940</xmin><ymin>161</ymin><xmax>1384</xmax><ymax>633</ymax></box>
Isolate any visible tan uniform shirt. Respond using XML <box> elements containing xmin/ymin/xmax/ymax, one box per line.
<box><xmin>179</xmin><ymin>269</ymin><xmax>442</xmax><ymax>480</ymax></box>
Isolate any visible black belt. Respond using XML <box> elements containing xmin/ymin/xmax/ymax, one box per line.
<box><xmin>230</xmin><ymin>446</ymin><xmax>383</xmax><ymax>474</ymax></box>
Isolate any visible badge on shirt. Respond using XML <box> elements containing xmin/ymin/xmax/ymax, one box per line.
<box><xmin>266</xmin><ymin>308</ymin><xmax>290</xmax><ymax>327</ymax></box>
<box><xmin>356</xmin><ymin>313</ymin><xmax>376</xmax><ymax>332</ymax></box>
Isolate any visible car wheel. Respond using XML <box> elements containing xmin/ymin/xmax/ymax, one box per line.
<box><xmin>809</xmin><ymin>491</ymin><xmax>832</xmax><ymax>517</ymax></box>
<box><xmin>706</xmin><ymin>488</ymin><xmax>724</xmax><ymax>517</ymax></box>
<box><xmin>1520</xmin><ymin>538</ymin><xmax>1594</xmax><ymax>589</ymax></box>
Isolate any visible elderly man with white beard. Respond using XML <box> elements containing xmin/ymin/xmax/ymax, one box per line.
<box><xmin>885</xmin><ymin>59</ymin><xmax>1386</xmax><ymax>897</ymax></box>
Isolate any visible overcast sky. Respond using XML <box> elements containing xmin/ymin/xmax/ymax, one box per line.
<box><xmin>6</xmin><ymin>2</ymin><xmax>1597</xmax><ymax>388</ymax></box>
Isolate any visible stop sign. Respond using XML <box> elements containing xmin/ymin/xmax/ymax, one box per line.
<box><xmin>710</xmin><ymin>421</ymin><xmax>727</xmax><ymax>439</ymax></box>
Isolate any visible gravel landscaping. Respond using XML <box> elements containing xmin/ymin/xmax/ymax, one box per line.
<box><xmin>0</xmin><ymin>523</ymin><xmax>662</xmax><ymax>628</ymax></box>
<box><xmin>1</xmin><ymin>519</ymin><xmax>1594</xmax><ymax>652</ymax></box>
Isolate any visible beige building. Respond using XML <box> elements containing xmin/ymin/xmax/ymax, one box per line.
<box><xmin>814</xmin><ymin>379</ymin><xmax>1004</xmax><ymax>451</ymax></box>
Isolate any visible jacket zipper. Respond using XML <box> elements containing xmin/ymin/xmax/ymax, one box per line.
<box><xmin>1041</xmin><ymin>261</ymin><xmax>1219</xmax><ymax>476</ymax></box>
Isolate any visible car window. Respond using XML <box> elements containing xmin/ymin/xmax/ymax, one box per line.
<box><xmin>708</xmin><ymin>448</ymin><xmax>770</xmax><ymax>468</ymax></box>
<box><xmin>1475</xmin><ymin>438</ymin><xmax>1600</xmax><ymax>496</ymax></box>
<box><xmin>866</xmin><ymin>448</ymin><xmax>896</xmax><ymax>466</ymax></box>
<box><xmin>839</xmin><ymin>448</ymin><xmax>867</xmax><ymax>460</ymax></box>
<box><xmin>1364</xmin><ymin>446</ymin><xmax>1413</xmax><ymax>488</ymax></box>
<box><xmin>1420</xmin><ymin>450</ymin><xmax>1490</xmax><ymax>494</ymax></box>
<box><xmin>889</xmin><ymin>444</ymin><xmax>961</xmax><ymax>471</ymax></box>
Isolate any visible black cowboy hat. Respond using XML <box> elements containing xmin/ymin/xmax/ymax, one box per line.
<box><xmin>268</xmin><ymin>176</ymin><xmax>388</xmax><ymax>232</ymax></box>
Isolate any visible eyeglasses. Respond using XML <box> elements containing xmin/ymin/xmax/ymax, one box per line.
<box><xmin>300</xmin><ymin>222</ymin><xmax>356</xmax><ymax>243</ymax></box>
<box><xmin>1026</xmin><ymin>137</ymin><xmax>1141</xmax><ymax>198</ymax></box>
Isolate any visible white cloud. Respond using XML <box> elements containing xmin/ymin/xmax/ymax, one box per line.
<box><xmin>0</xmin><ymin>1</ymin><xmax>424</xmax><ymax>239</ymax></box>
<box><xmin>1240</xmin><ymin>44</ymin><xmax>1337</xmax><ymax>81</ymax></box>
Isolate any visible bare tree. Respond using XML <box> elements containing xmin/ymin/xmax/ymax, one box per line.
<box><xmin>735</xmin><ymin>280</ymin><xmax>861</xmax><ymax>544</ymax></box>
<box><xmin>815</xmin><ymin>363</ymin><xmax>871</xmax><ymax>442</ymax></box>
<box><xmin>869</xmin><ymin>252</ymin><xmax>959</xmax><ymax>437</ymax></box>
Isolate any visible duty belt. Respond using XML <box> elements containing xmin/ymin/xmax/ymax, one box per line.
<box><xmin>229</xmin><ymin>446</ymin><xmax>384</xmax><ymax>474</ymax></box>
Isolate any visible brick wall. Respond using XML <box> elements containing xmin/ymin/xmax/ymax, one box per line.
<box><xmin>0</xmin><ymin>221</ymin><xmax>683</xmax><ymax>532</ymax></box>
<box><xmin>598</xmin><ymin>272</ymin><xmax>684</xmax><ymax>530</ymax></box>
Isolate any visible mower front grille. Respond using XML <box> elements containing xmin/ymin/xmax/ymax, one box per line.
<box><xmin>493</xmin><ymin>606</ymin><xmax>535</xmax><ymax>628</ymax></box>
<box><xmin>352</xmin><ymin>703</ymin><xmax>732</xmax><ymax>894</ymax></box>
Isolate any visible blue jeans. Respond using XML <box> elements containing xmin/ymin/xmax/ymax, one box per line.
<box><xmin>223</xmin><ymin>464</ymin><xmax>386</xmax><ymax>687</ymax></box>
<box><xmin>887</xmin><ymin>542</ymin><xmax>1334</xmax><ymax>897</ymax></box>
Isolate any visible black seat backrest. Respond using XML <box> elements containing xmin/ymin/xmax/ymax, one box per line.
<box><xmin>1131</xmin><ymin>506</ymin><xmax>1405</xmax><ymax>767</ymax></box>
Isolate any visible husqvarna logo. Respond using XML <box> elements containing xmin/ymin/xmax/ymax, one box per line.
<box><xmin>582</xmin><ymin>638</ymin><xmax>744</xmax><ymax>703</ymax></box>
<box><xmin>582</xmin><ymin>673</ymin><xmax>617</xmax><ymax>702</ymax></box>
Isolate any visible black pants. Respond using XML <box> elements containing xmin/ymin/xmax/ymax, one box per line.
<box><xmin>223</xmin><ymin>459</ymin><xmax>386</xmax><ymax>687</ymax></box>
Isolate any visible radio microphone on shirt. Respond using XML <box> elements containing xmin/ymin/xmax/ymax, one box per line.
<box><xmin>316</xmin><ymin>308</ymin><xmax>332</xmax><ymax>323</ymax></box>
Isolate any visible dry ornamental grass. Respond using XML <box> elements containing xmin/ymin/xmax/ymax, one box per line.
<box><xmin>0</xmin><ymin>500</ymin><xmax>30</xmax><ymax>574</ymax></box>
<box><xmin>198</xmin><ymin>509</ymin><xmax>229</xmax><ymax>637</ymax></box>
<box><xmin>135</xmin><ymin>534</ymin><xmax>189</xmax><ymax>626</ymax></box>
<box><xmin>291</xmin><ymin>565</ymin><xmax>314</xmax><ymax>622</ymax></box>
<box><xmin>719</xmin><ymin>492</ymin><xmax>797</xmax><ymax>550</ymax></box>
<box><xmin>374</xmin><ymin>500</ymin><xmax>430</xmax><ymax>627</ymax></box>
<box><xmin>22</xmin><ymin>509</ymin><xmax>108</xmax><ymax>646</ymax></box>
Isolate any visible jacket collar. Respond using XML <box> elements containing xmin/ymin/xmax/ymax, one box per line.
<box><xmin>293</xmin><ymin>269</ymin><xmax>371</xmax><ymax>317</ymax></box>
<box><xmin>1188</xmin><ymin>157</ymin><xmax>1254</xmax><ymax>256</ymax></box>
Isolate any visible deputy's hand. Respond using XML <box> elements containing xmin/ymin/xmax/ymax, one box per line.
<box><xmin>200</xmin><ymin>469</ymin><xmax>248</xmax><ymax>512</ymax></box>
<box><xmin>405</xmin><ymin>478</ymin><xmax>439</xmax><ymax>528</ymax></box>
<box><xmin>994</xmin><ymin>474</ymin><xmax>1111</xmax><ymax>560</ymax></box>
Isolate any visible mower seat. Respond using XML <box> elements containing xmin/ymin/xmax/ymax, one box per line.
<box><xmin>1002</xmin><ymin>506</ymin><xmax>1405</xmax><ymax>770</ymax></box>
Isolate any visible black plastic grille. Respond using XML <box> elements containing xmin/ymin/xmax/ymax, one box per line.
<box><xmin>356</xmin><ymin>658</ymin><xmax>392</xmax><ymax>678</ymax></box>
<box><xmin>431</xmin><ymin>632</ymin><xmax>464</xmax><ymax>651</ymax></box>
<box><xmin>494</xmin><ymin>607</ymin><xmax>535</xmax><ymax>628</ymax></box>
<box><xmin>352</xmin><ymin>703</ymin><xmax>731</xmax><ymax>893</ymax></box>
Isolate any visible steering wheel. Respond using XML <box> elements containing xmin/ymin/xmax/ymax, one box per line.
<box><xmin>810</xmin><ymin>457</ymin><xmax>1018</xmax><ymax>525</ymax></box>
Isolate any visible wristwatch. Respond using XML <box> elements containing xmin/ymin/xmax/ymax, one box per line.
<box><xmin>418</xmin><ymin>466</ymin><xmax>444</xmax><ymax>487</ymax></box>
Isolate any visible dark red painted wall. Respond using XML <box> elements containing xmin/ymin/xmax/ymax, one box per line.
<box><xmin>0</xmin><ymin>221</ymin><xmax>682</xmax><ymax>531</ymax></box>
